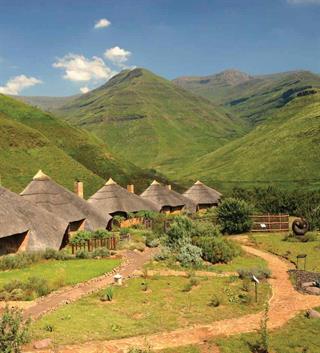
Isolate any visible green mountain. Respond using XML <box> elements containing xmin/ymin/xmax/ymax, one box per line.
<box><xmin>173</xmin><ymin>69</ymin><xmax>320</xmax><ymax>126</ymax></box>
<box><xmin>56</xmin><ymin>68</ymin><xmax>246</xmax><ymax>178</ymax></box>
<box><xmin>0</xmin><ymin>94</ymin><xmax>169</xmax><ymax>196</ymax></box>
<box><xmin>179</xmin><ymin>92</ymin><xmax>320</xmax><ymax>191</ymax></box>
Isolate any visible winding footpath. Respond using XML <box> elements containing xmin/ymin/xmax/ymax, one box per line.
<box><xmin>24</xmin><ymin>245</ymin><xmax>320</xmax><ymax>353</ymax></box>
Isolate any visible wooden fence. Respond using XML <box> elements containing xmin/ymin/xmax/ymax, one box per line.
<box><xmin>71</xmin><ymin>237</ymin><xmax>117</xmax><ymax>254</ymax></box>
<box><xmin>163</xmin><ymin>214</ymin><xmax>289</xmax><ymax>233</ymax></box>
<box><xmin>251</xmin><ymin>214</ymin><xmax>289</xmax><ymax>232</ymax></box>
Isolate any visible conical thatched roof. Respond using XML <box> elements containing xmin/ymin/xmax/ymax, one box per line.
<box><xmin>183</xmin><ymin>181</ymin><xmax>222</xmax><ymax>206</ymax></box>
<box><xmin>21</xmin><ymin>171</ymin><xmax>111</xmax><ymax>230</ymax></box>
<box><xmin>88</xmin><ymin>178</ymin><xmax>160</xmax><ymax>215</ymax></box>
<box><xmin>140</xmin><ymin>181</ymin><xmax>196</xmax><ymax>212</ymax></box>
<box><xmin>0</xmin><ymin>186</ymin><xmax>68</xmax><ymax>251</ymax></box>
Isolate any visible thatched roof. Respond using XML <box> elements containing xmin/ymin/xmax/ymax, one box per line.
<box><xmin>140</xmin><ymin>181</ymin><xmax>196</xmax><ymax>212</ymax></box>
<box><xmin>183</xmin><ymin>181</ymin><xmax>222</xmax><ymax>206</ymax></box>
<box><xmin>88</xmin><ymin>178</ymin><xmax>160</xmax><ymax>215</ymax></box>
<box><xmin>0</xmin><ymin>186</ymin><xmax>69</xmax><ymax>251</ymax></box>
<box><xmin>21</xmin><ymin>171</ymin><xmax>111</xmax><ymax>230</ymax></box>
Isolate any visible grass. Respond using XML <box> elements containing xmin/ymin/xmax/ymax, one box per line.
<box><xmin>146</xmin><ymin>251</ymin><xmax>268</xmax><ymax>273</ymax></box>
<box><xmin>250</xmin><ymin>232</ymin><xmax>320</xmax><ymax>272</ymax></box>
<box><xmin>214</xmin><ymin>307</ymin><xmax>320</xmax><ymax>353</ymax></box>
<box><xmin>180</xmin><ymin>93</ymin><xmax>320</xmax><ymax>191</ymax></box>
<box><xmin>31</xmin><ymin>275</ymin><xmax>270</xmax><ymax>345</ymax></box>
<box><xmin>0</xmin><ymin>258</ymin><xmax>120</xmax><ymax>293</ymax></box>
<box><xmin>0</xmin><ymin>94</ymin><xmax>166</xmax><ymax>195</ymax></box>
<box><xmin>57</xmin><ymin>68</ymin><xmax>246</xmax><ymax>176</ymax></box>
<box><xmin>159</xmin><ymin>307</ymin><xmax>320</xmax><ymax>353</ymax></box>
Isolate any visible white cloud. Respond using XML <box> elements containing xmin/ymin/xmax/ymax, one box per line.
<box><xmin>104</xmin><ymin>46</ymin><xmax>131</xmax><ymax>67</ymax></box>
<box><xmin>53</xmin><ymin>54</ymin><xmax>116</xmax><ymax>82</ymax></box>
<box><xmin>0</xmin><ymin>75</ymin><xmax>42</xmax><ymax>95</ymax></box>
<box><xmin>287</xmin><ymin>0</ymin><xmax>320</xmax><ymax>4</ymax></box>
<box><xmin>80</xmin><ymin>86</ymin><xmax>90</xmax><ymax>94</ymax></box>
<box><xmin>94</xmin><ymin>18</ymin><xmax>111</xmax><ymax>29</ymax></box>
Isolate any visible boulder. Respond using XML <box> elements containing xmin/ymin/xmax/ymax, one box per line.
<box><xmin>305</xmin><ymin>287</ymin><xmax>320</xmax><ymax>295</ymax></box>
<box><xmin>302</xmin><ymin>282</ymin><xmax>315</xmax><ymax>288</ymax></box>
<box><xmin>307</xmin><ymin>309</ymin><xmax>320</xmax><ymax>319</ymax></box>
<box><xmin>33</xmin><ymin>338</ymin><xmax>52</xmax><ymax>349</ymax></box>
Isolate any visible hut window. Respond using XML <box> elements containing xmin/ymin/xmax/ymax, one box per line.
<box><xmin>0</xmin><ymin>231</ymin><xmax>29</xmax><ymax>255</ymax></box>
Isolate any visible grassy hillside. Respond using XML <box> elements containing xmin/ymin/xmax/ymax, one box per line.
<box><xmin>0</xmin><ymin>111</ymin><xmax>103</xmax><ymax>196</ymax></box>
<box><xmin>57</xmin><ymin>68</ymin><xmax>246</xmax><ymax>177</ymax></box>
<box><xmin>174</xmin><ymin>70</ymin><xmax>320</xmax><ymax>126</ymax></box>
<box><xmin>179</xmin><ymin>93</ymin><xmax>320</xmax><ymax>191</ymax></box>
<box><xmin>0</xmin><ymin>94</ymin><xmax>170</xmax><ymax>195</ymax></box>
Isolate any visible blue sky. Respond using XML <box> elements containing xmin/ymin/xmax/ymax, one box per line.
<box><xmin>0</xmin><ymin>0</ymin><xmax>320</xmax><ymax>96</ymax></box>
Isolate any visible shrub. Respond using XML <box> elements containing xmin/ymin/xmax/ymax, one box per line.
<box><xmin>70</xmin><ymin>230</ymin><xmax>93</xmax><ymax>245</ymax></box>
<box><xmin>217</xmin><ymin>198</ymin><xmax>253</xmax><ymax>234</ymax></box>
<box><xmin>166</xmin><ymin>215</ymin><xmax>193</xmax><ymax>249</ymax></box>
<box><xmin>176</xmin><ymin>244</ymin><xmax>202</xmax><ymax>267</ymax></box>
<box><xmin>0</xmin><ymin>306</ymin><xmax>30</xmax><ymax>353</ymax></box>
<box><xmin>249</xmin><ymin>304</ymin><xmax>269</xmax><ymax>353</ymax></box>
<box><xmin>182</xmin><ymin>277</ymin><xmax>199</xmax><ymax>292</ymax></box>
<box><xmin>101</xmin><ymin>287</ymin><xmax>114</xmax><ymax>302</ymax></box>
<box><xmin>153</xmin><ymin>247</ymin><xmax>171</xmax><ymax>261</ymax></box>
<box><xmin>120</xmin><ymin>227</ymin><xmax>130</xmax><ymax>236</ymax></box>
<box><xmin>191</xmin><ymin>221</ymin><xmax>221</xmax><ymax>238</ymax></box>
<box><xmin>194</xmin><ymin>236</ymin><xmax>241</xmax><ymax>264</ymax></box>
<box><xmin>283</xmin><ymin>231</ymin><xmax>318</xmax><ymax>243</ymax></box>
<box><xmin>94</xmin><ymin>229</ymin><xmax>112</xmax><ymax>239</ymax></box>
<box><xmin>75</xmin><ymin>250</ymin><xmax>91</xmax><ymax>259</ymax></box>
<box><xmin>209</xmin><ymin>294</ymin><xmax>220</xmax><ymax>307</ymax></box>
<box><xmin>91</xmin><ymin>247</ymin><xmax>110</xmax><ymax>258</ymax></box>
<box><xmin>237</xmin><ymin>267</ymin><xmax>271</xmax><ymax>280</ymax></box>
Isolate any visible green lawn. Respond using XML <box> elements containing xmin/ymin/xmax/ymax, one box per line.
<box><xmin>31</xmin><ymin>275</ymin><xmax>270</xmax><ymax>345</ymax></box>
<box><xmin>146</xmin><ymin>252</ymin><xmax>268</xmax><ymax>274</ymax></box>
<box><xmin>251</xmin><ymin>232</ymin><xmax>320</xmax><ymax>272</ymax></box>
<box><xmin>0</xmin><ymin>258</ymin><xmax>120</xmax><ymax>292</ymax></box>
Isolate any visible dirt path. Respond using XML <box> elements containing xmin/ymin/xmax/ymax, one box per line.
<box><xmin>21</xmin><ymin>248</ymin><xmax>156</xmax><ymax>321</ymax></box>
<box><xmin>24</xmin><ymin>245</ymin><xmax>320</xmax><ymax>353</ymax></box>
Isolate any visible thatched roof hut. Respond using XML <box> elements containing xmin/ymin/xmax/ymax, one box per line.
<box><xmin>0</xmin><ymin>186</ymin><xmax>69</xmax><ymax>254</ymax></box>
<box><xmin>140</xmin><ymin>181</ymin><xmax>196</xmax><ymax>213</ymax></box>
<box><xmin>88</xmin><ymin>178</ymin><xmax>160</xmax><ymax>216</ymax></box>
<box><xmin>183</xmin><ymin>181</ymin><xmax>222</xmax><ymax>211</ymax></box>
<box><xmin>21</xmin><ymin>170</ymin><xmax>111</xmax><ymax>231</ymax></box>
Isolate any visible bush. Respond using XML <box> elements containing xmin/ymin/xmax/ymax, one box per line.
<box><xmin>75</xmin><ymin>250</ymin><xmax>91</xmax><ymax>259</ymax></box>
<box><xmin>154</xmin><ymin>247</ymin><xmax>171</xmax><ymax>261</ymax></box>
<box><xmin>194</xmin><ymin>236</ymin><xmax>241</xmax><ymax>264</ymax></box>
<box><xmin>1</xmin><ymin>276</ymin><xmax>51</xmax><ymax>301</ymax></box>
<box><xmin>182</xmin><ymin>277</ymin><xmax>199</xmax><ymax>292</ymax></box>
<box><xmin>238</xmin><ymin>267</ymin><xmax>271</xmax><ymax>280</ymax></box>
<box><xmin>70</xmin><ymin>230</ymin><xmax>93</xmax><ymax>245</ymax></box>
<box><xmin>283</xmin><ymin>231</ymin><xmax>318</xmax><ymax>243</ymax></box>
<box><xmin>91</xmin><ymin>247</ymin><xmax>110</xmax><ymax>258</ymax></box>
<box><xmin>94</xmin><ymin>229</ymin><xmax>112</xmax><ymax>239</ymax></box>
<box><xmin>191</xmin><ymin>221</ymin><xmax>221</xmax><ymax>238</ymax></box>
<box><xmin>0</xmin><ymin>306</ymin><xmax>30</xmax><ymax>353</ymax></box>
<box><xmin>209</xmin><ymin>294</ymin><xmax>221</xmax><ymax>307</ymax></box>
<box><xmin>176</xmin><ymin>244</ymin><xmax>202</xmax><ymax>267</ymax></box>
<box><xmin>101</xmin><ymin>287</ymin><xmax>114</xmax><ymax>302</ymax></box>
<box><xmin>166</xmin><ymin>215</ymin><xmax>193</xmax><ymax>249</ymax></box>
<box><xmin>217</xmin><ymin>198</ymin><xmax>253</xmax><ymax>234</ymax></box>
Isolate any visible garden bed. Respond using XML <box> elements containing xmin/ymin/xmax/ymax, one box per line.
<box><xmin>31</xmin><ymin>275</ymin><xmax>271</xmax><ymax>345</ymax></box>
<box><xmin>289</xmin><ymin>269</ymin><xmax>320</xmax><ymax>294</ymax></box>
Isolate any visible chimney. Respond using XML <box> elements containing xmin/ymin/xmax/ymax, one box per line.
<box><xmin>74</xmin><ymin>180</ymin><xmax>84</xmax><ymax>198</ymax></box>
<box><xmin>166</xmin><ymin>184</ymin><xmax>172</xmax><ymax>190</ymax></box>
<box><xmin>127</xmin><ymin>184</ymin><xmax>135</xmax><ymax>193</ymax></box>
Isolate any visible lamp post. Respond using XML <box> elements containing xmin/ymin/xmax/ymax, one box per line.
<box><xmin>252</xmin><ymin>275</ymin><xmax>260</xmax><ymax>303</ymax></box>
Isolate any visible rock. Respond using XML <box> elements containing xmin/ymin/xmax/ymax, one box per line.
<box><xmin>302</xmin><ymin>282</ymin><xmax>315</xmax><ymax>288</ymax></box>
<box><xmin>305</xmin><ymin>287</ymin><xmax>320</xmax><ymax>295</ymax></box>
<box><xmin>307</xmin><ymin>309</ymin><xmax>320</xmax><ymax>319</ymax></box>
<box><xmin>33</xmin><ymin>338</ymin><xmax>52</xmax><ymax>349</ymax></box>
